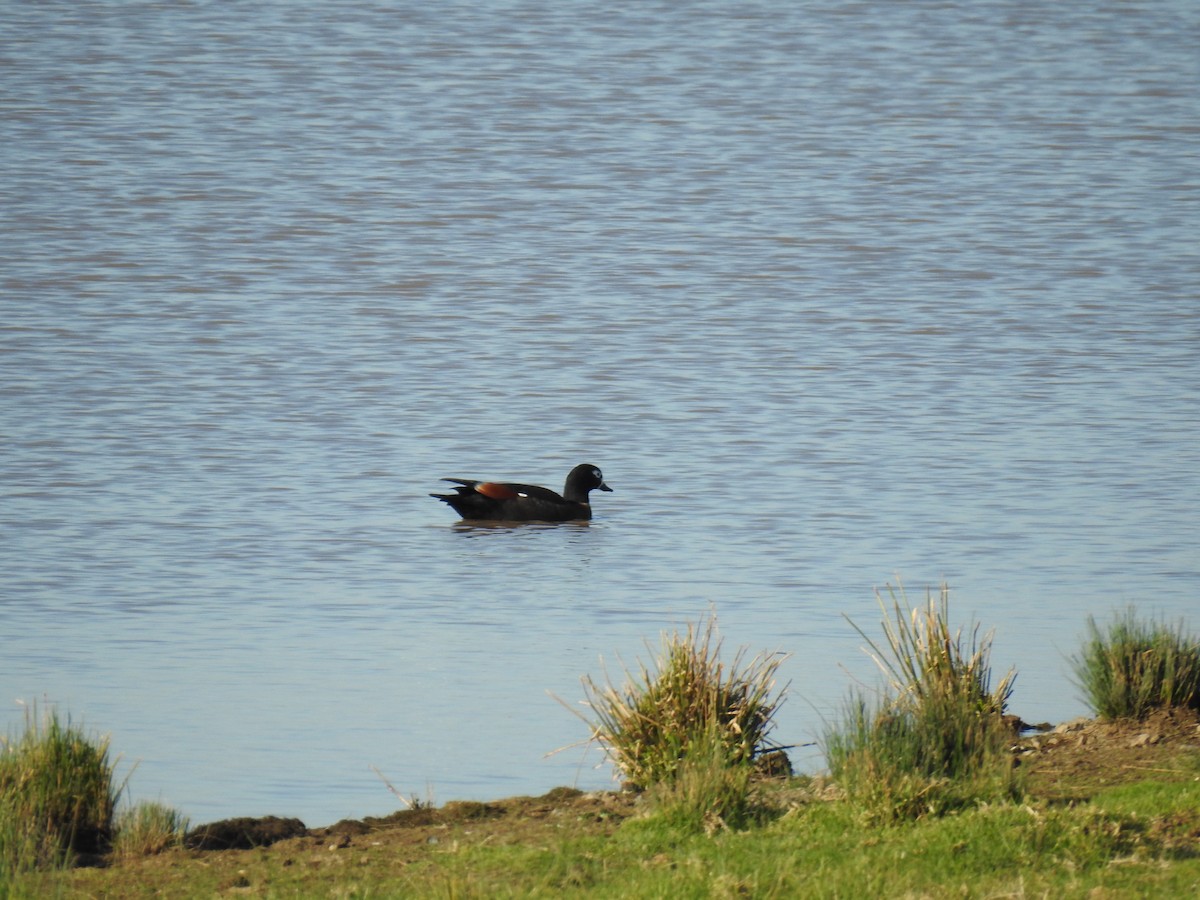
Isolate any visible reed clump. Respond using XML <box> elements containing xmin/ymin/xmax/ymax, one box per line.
<box><xmin>1070</xmin><ymin>608</ymin><xmax>1200</xmax><ymax>719</ymax></box>
<box><xmin>824</xmin><ymin>583</ymin><xmax>1019</xmax><ymax>821</ymax></box>
<box><xmin>577</xmin><ymin>614</ymin><xmax>788</xmax><ymax>828</ymax></box>
<box><xmin>0</xmin><ymin>705</ymin><xmax>121</xmax><ymax>873</ymax></box>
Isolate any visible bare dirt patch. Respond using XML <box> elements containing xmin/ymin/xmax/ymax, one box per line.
<box><xmin>1013</xmin><ymin>707</ymin><xmax>1200</xmax><ymax>801</ymax></box>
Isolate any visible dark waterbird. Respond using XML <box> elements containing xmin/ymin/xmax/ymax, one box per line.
<box><xmin>431</xmin><ymin>464</ymin><xmax>612</xmax><ymax>522</ymax></box>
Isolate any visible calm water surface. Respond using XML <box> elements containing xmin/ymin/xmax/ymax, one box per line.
<box><xmin>3</xmin><ymin>1</ymin><xmax>1198</xmax><ymax>826</ymax></box>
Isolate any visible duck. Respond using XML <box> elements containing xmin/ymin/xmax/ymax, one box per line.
<box><xmin>431</xmin><ymin>463</ymin><xmax>612</xmax><ymax>522</ymax></box>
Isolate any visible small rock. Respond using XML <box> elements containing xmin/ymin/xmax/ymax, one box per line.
<box><xmin>755</xmin><ymin>749</ymin><xmax>793</xmax><ymax>778</ymax></box>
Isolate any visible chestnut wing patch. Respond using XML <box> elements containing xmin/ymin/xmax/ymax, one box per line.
<box><xmin>475</xmin><ymin>482</ymin><xmax>524</xmax><ymax>500</ymax></box>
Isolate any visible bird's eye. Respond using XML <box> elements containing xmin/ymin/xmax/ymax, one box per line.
<box><xmin>593</xmin><ymin>468</ymin><xmax>602</xmax><ymax>479</ymax></box>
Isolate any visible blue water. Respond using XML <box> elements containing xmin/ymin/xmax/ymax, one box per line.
<box><xmin>3</xmin><ymin>1</ymin><xmax>1198</xmax><ymax>826</ymax></box>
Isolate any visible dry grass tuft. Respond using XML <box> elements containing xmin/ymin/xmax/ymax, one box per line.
<box><xmin>573</xmin><ymin>614</ymin><xmax>789</xmax><ymax>797</ymax></box>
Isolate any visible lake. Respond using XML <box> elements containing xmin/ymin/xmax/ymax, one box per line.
<box><xmin>2</xmin><ymin>0</ymin><xmax>1197</xmax><ymax>827</ymax></box>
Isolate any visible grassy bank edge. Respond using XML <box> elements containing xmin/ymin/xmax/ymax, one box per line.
<box><xmin>31</xmin><ymin>760</ymin><xmax>1200</xmax><ymax>899</ymax></box>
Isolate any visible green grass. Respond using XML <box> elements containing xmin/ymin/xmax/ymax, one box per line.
<box><xmin>823</xmin><ymin>583</ymin><xmax>1021</xmax><ymax>821</ymax></box>
<box><xmin>362</xmin><ymin>780</ymin><xmax>1200</xmax><ymax>897</ymax></box>
<box><xmin>574</xmin><ymin>613</ymin><xmax>788</xmax><ymax>795</ymax></box>
<box><xmin>1071</xmin><ymin>608</ymin><xmax>1200</xmax><ymax>719</ymax></box>
<box><xmin>0</xmin><ymin>705</ymin><xmax>121</xmax><ymax>876</ymax></box>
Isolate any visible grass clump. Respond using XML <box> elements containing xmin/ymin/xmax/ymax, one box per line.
<box><xmin>638</xmin><ymin>723</ymin><xmax>764</xmax><ymax>832</ymax></box>
<box><xmin>1070</xmin><ymin>608</ymin><xmax>1200</xmax><ymax>720</ymax></box>
<box><xmin>0</xmin><ymin>705</ymin><xmax>121</xmax><ymax>874</ymax></box>
<box><xmin>824</xmin><ymin>582</ymin><xmax>1019</xmax><ymax>821</ymax></box>
<box><xmin>574</xmin><ymin>614</ymin><xmax>788</xmax><ymax>829</ymax></box>
<box><xmin>113</xmin><ymin>801</ymin><xmax>190</xmax><ymax>858</ymax></box>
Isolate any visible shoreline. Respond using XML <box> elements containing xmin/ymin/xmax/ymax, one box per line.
<box><xmin>181</xmin><ymin>709</ymin><xmax>1198</xmax><ymax>849</ymax></box>
<box><xmin>32</xmin><ymin>708</ymin><xmax>1200</xmax><ymax>898</ymax></box>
